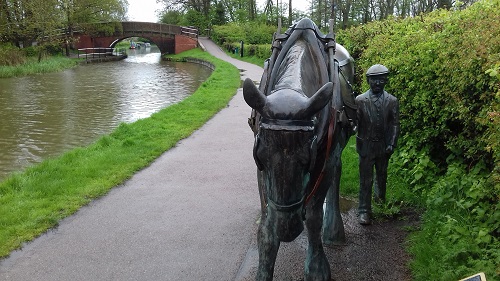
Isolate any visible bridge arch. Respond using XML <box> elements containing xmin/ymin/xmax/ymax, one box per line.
<box><xmin>108</xmin><ymin>36</ymin><xmax>160</xmax><ymax>49</ymax></box>
<box><xmin>74</xmin><ymin>22</ymin><xmax>198</xmax><ymax>55</ymax></box>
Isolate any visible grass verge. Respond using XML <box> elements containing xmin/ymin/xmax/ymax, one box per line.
<box><xmin>227</xmin><ymin>51</ymin><xmax>266</xmax><ymax>67</ymax></box>
<box><xmin>0</xmin><ymin>56</ymin><xmax>81</xmax><ymax>78</ymax></box>
<box><xmin>0</xmin><ymin>48</ymin><xmax>241</xmax><ymax>258</ymax></box>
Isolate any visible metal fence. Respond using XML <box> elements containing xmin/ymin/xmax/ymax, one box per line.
<box><xmin>77</xmin><ymin>47</ymin><xmax>126</xmax><ymax>61</ymax></box>
<box><xmin>180</xmin><ymin>26</ymin><xmax>198</xmax><ymax>38</ymax></box>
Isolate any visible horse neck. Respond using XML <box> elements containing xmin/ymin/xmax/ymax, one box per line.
<box><xmin>271</xmin><ymin>35</ymin><xmax>330</xmax><ymax>97</ymax></box>
<box><xmin>273</xmin><ymin>41</ymin><xmax>308</xmax><ymax>94</ymax></box>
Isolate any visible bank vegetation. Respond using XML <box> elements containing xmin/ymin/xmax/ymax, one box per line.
<box><xmin>0</xmin><ymin>43</ymin><xmax>79</xmax><ymax>78</ymax></box>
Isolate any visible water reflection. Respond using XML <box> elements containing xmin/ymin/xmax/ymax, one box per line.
<box><xmin>0</xmin><ymin>47</ymin><xmax>212</xmax><ymax>180</ymax></box>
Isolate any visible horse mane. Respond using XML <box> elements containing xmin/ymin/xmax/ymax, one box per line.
<box><xmin>268</xmin><ymin>19</ymin><xmax>330</xmax><ymax>99</ymax></box>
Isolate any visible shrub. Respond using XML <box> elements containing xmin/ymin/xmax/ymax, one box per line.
<box><xmin>211</xmin><ymin>23</ymin><xmax>246</xmax><ymax>45</ymax></box>
<box><xmin>241</xmin><ymin>22</ymin><xmax>275</xmax><ymax>44</ymax></box>
<box><xmin>0</xmin><ymin>44</ymin><xmax>26</xmax><ymax>66</ymax></box>
<box><xmin>23</xmin><ymin>46</ymin><xmax>38</xmax><ymax>57</ymax></box>
<box><xmin>212</xmin><ymin>22</ymin><xmax>276</xmax><ymax>45</ymax></box>
<box><xmin>407</xmin><ymin>162</ymin><xmax>499</xmax><ymax>280</ymax></box>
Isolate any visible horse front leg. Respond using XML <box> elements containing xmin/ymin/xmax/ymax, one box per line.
<box><xmin>304</xmin><ymin>192</ymin><xmax>331</xmax><ymax>281</ymax></box>
<box><xmin>256</xmin><ymin>212</ymin><xmax>280</xmax><ymax>281</ymax></box>
<box><xmin>323</xmin><ymin>143</ymin><xmax>346</xmax><ymax>245</ymax></box>
<box><xmin>257</xmin><ymin>170</ymin><xmax>267</xmax><ymax>218</ymax></box>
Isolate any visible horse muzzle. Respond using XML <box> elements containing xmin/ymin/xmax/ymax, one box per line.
<box><xmin>267</xmin><ymin>197</ymin><xmax>305</xmax><ymax>242</ymax></box>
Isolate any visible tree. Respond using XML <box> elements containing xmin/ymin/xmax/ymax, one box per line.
<box><xmin>155</xmin><ymin>0</ymin><xmax>480</xmax><ymax>31</ymax></box>
<box><xmin>0</xmin><ymin>0</ymin><xmax>127</xmax><ymax>57</ymax></box>
<box><xmin>58</xmin><ymin>0</ymin><xmax>127</xmax><ymax>55</ymax></box>
<box><xmin>160</xmin><ymin>9</ymin><xmax>184</xmax><ymax>24</ymax></box>
<box><xmin>248</xmin><ymin>0</ymin><xmax>256</xmax><ymax>20</ymax></box>
<box><xmin>212</xmin><ymin>1</ymin><xmax>227</xmax><ymax>25</ymax></box>
<box><xmin>158</xmin><ymin>0</ymin><xmax>210</xmax><ymax>15</ymax></box>
<box><xmin>59</xmin><ymin>0</ymin><xmax>127</xmax><ymax>34</ymax></box>
<box><xmin>0</xmin><ymin>0</ymin><xmax>61</xmax><ymax>46</ymax></box>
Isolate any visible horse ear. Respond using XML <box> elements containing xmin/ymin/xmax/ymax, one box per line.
<box><xmin>304</xmin><ymin>82</ymin><xmax>333</xmax><ymax>117</ymax></box>
<box><xmin>243</xmin><ymin>78</ymin><xmax>266</xmax><ymax>111</ymax></box>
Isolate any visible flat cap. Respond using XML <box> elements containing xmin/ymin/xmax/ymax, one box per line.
<box><xmin>366</xmin><ymin>64</ymin><xmax>389</xmax><ymax>76</ymax></box>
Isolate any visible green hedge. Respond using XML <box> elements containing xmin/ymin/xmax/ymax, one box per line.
<box><xmin>211</xmin><ymin>22</ymin><xmax>276</xmax><ymax>61</ymax></box>
<box><xmin>338</xmin><ymin>5</ymin><xmax>499</xmax><ymax>170</ymax></box>
<box><xmin>222</xmin><ymin>41</ymin><xmax>272</xmax><ymax>61</ymax></box>
<box><xmin>212</xmin><ymin>22</ymin><xmax>276</xmax><ymax>45</ymax></box>
<box><xmin>337</xmin><ymin>1</ymin><xmax>499</xmax><ymax>279</ymax></box>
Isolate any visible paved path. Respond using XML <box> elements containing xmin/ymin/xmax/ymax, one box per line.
<box><xmin>0</xmin><ymin>39</ymin><xmax>264</xmax><ymax>280</ymax></box>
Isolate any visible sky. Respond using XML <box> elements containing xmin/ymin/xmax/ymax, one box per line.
<box><xmin>126</xmin><ymin>0</ymin><xmax>311</xmax><ymax>22</ymax></box>
<box><xmin>127</xmin><ymin>0</ymin><xmax>164</xmax><ymax>22</ymax></box>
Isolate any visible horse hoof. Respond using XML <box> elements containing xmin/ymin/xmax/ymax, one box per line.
<box><xmin>323</xmin><ymin>238</ymin><xmax>346</xmax><ymax>246</ymax></box>
<box><xmin>358</xmin><ymin>213</ymin><xmax>371</xmax><ymax>225</ymax></box>
<box><xmin>305</xmin><ymin>253</ymin><xmax>331</xmax><ymax>281</ymax></box>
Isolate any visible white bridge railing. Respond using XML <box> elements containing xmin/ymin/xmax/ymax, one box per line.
<box><xmin>77</xmin><ymin>47</ymin><xmax>126</xmax><ymax>60</ymax></box>
<box><xmin>180</xmin><ymin>26</ymin><xmax>198</xmax><ymax>38</ymax></box>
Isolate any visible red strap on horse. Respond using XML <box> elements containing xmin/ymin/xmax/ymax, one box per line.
<box><xmin>305</xmin><ymin>110</ymin><xmax>336</xmax><ymax>205</ymax></box>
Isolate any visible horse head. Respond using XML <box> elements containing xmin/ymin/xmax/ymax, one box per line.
<box><xmin>243</xmin><ymin>77</ymin><xmax>332</xmax><ymax>241</ymax></box>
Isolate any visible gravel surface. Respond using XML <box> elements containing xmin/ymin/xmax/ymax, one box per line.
<box><xmin>326</xmin><ymin>206</ymin><xmax>420</xmax><ymax>281</ymax></box>
<box><xmin>235</xmin><ymin>200</ymin><xmax>420</xmax><ymax>281</ymax></box>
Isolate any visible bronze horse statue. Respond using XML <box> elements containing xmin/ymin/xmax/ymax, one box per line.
<box><xmin>244</xmin><ymin>18</ymin><xmax>356</xmax><ymax>280</ymax></box>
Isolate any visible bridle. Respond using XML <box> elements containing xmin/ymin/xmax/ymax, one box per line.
<box><xmin>305</xmin><ymin>109</ymin><xmax>336</xmax><ymax>205</ymax></box>
<box><xmin>253</xmin><ymin>118</ymin><xmax>316</xmax><ymax>172</ymax></box>
<box><xmin>254</xmin><ymin>112</ymin><xmax>336</xmax><ymax>214</ymax></box>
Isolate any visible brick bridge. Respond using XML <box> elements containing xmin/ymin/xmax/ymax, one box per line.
<box><xmin>74</xmin><ymin>22</ymin><xmax>198</xmax><ymax>54</ymax></box>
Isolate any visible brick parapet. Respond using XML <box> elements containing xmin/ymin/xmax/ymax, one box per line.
<box><xmin>174</xmin><ymin>35</ymin><xmax>198</xmax><ymax>54</ymax></box>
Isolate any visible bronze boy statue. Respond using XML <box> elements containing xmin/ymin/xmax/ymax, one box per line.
<box><xmin>355</xmin><ymin>64</ymin><xmax>400</xmax><ymax>225</ymax></box>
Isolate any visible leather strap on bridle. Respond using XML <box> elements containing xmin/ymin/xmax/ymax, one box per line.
<box><xmin>305</xmin><ymin>110</ymin><xmax>336</xmax><ymax>205</ymax></box>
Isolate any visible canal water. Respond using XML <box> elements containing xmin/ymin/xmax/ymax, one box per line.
<box><xmin>0</xmin><ymin>46</ymin><xmax>212</xmax><ymax>181</ymax></box>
